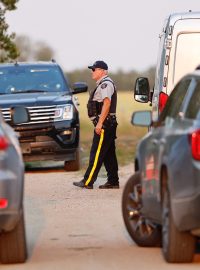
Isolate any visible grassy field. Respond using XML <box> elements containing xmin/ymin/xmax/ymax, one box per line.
<box><xmin>77</xmin><ymin>91</ymin><xmax>150</xmax><ymax>168</ymax></box>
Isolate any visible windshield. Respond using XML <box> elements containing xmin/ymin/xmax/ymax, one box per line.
<box><xmin>0</xmin><ymin>65</ymin><xmax>70</xmax><ymax>94</ymax></box>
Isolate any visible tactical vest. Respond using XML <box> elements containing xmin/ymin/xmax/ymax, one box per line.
<box><xmin>87</xmin><ymin>78</ymin><xmax>117</xmax><ymax>118</ymax></box>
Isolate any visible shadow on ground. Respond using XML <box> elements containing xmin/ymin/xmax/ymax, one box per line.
<box><xmin>25</xmin><ymin>161</ymin><xmax>65</xmax><ymax>173</ymax></box>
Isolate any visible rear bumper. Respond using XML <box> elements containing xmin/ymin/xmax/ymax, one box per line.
<box><xmin>0</xmin><ymin>211</ymin><xmax>21</xmax><ymax>233</ymax></box>
<box><xmin>172</xmin><ymin>192</ymin><xmax>200</xmax><ymax>232</ymax></box>
<box><xmin>168</xmin><ymin>141</ymin><xmax>200</xmax><ymax>232</ymax></box>
<box><xmin>0</xmin><ymin>172</ymin><xmax>23</xmax><ymax>232</ymax></box>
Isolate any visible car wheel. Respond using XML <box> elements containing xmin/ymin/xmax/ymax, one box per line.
<box><xmin>0</xmin><ymin>209</ymin><xmax>27</xmax><ymax>264</ymax></box>
<box><xmin>162</xmin><ymin>188</ymin><xmax>195</xmax><ymax>263</ymax></box>
<box><xmin>122</xmin><ymin>172</ymin><xmax>161</xmax><ymax>247</ymax></box>
<box><xmin>64</xmin><ymin>148</ymin><xmax>80</xmax><ymax>171</ymax></box>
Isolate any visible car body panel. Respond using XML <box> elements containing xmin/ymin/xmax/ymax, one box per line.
<box><xmin>134</xmin><ymin>71</ymin><xmax>200</xmax><ymax>233</ymax></box>
<box><xmin>0</xmin><ymin>114</ymin><xmax>24</xmax><ymax>232</ymax></box>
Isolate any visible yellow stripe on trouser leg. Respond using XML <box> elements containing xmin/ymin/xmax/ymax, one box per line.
<box><xmin>85</xmin><ymin>129</ymin><xmax>105</xmax><ymax>186</ymax></box>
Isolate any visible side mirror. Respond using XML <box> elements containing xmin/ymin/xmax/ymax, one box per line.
<box><xmin>131</xmin><ymin>111</ymin><xmax>152</xmax><ymax>127</ymax></box>
<box><xmin>134</xmin><ymin>77</ymin><xmax>150</xmax><ymax>103</ymax></box>
<box><xmin>10</xmin><ymin>106</ymin><xmax>30</xmax><ymax>125</ymax></box>
<box><xmin>72</xmin><ymin>82</ymin><xmax>88</xmax><ymax>94</ymax></box>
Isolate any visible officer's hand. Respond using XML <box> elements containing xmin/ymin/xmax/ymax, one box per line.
<box><xmin>95</xmin><ymin>122</ymin><xmax>102</xmax><ymax>135</ymax></box>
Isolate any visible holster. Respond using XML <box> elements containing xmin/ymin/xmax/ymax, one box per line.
<box><xmin>92</xmin><ymin>117</ymin><xmax>99</xmax><ymax>127</ymax></box>
<box><xmin>103</xmin><ymin>115</ymin><xmax>117</xmax><ymax>128</ymax></box>
<box><xmin>92</xmin><ymin>115</ymin><xmax>117</xmax><ymax>128</ymax></box>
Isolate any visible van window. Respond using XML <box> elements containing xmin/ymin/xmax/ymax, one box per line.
<box><xmin>174</xmin><ymin>33</ymin><xmax>200</xmax><ymax>85</ymax></box>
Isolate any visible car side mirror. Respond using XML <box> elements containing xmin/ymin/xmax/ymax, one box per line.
<box><xmin>131</xmin><ymin>111</ymin><xmax>152</xmax><ymax>127</ymax></box>
<box><xmin>134</xmin><ymin>77</ymin><xmax>150</xmax><ymax>103</ymax></box>
<box><xmin>72</xmin><ymin>82</ymin><xmax>88</xmax><ymax>94</ymax></box>
<box><xmin>10</xmin><ymin>106</ymin><xmax>30</xmax><ymax>125</ymax></box>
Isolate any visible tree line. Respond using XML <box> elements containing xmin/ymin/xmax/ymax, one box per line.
<box><xmin>66</xmin><ymin>67</ymin><xmax>155</xmax><ymax>91</ymax></box>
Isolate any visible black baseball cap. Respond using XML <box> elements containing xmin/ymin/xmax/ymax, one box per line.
<box><xmin>88</xmin><ymin>60</ymin><xmax>108</xmax><ymax>71</ymax></box>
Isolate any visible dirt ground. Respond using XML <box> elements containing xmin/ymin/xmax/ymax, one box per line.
<box><xmin>3</xmin><ymin>164</ymin><xmax>200</xmax><ymax>269</ymax></box>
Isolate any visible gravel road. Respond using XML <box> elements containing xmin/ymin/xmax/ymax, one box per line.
<box><xmin>2</xmin><ymin>164</ymin><xmax>200</xmax><ymax>269</ymax></box>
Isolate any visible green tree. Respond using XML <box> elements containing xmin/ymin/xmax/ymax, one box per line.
<box><xmin>0</xmin><ymin>0</ymin><xmax>19</xmax><ymax>62</ymax></box>
<box><xmin>15</xmin><ymin>35</ymin><xmax>55</xmax><ymax>62</ymax></box>
<box><xmin>33</xmin><ymin>41</ymin><xmax>54</xmax><ymax>61</ymax></box>
<box><xmin>15</xmin><ymin>35</ymin><xmax>31</xmax><ymax>61</ymax></box>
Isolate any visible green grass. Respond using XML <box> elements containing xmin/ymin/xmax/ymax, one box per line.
<box><xmin>77</xmin><ymin>91</ymin><xmax>150</xmax><ymax>168</ymax></box>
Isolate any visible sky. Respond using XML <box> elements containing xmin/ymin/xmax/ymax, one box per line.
<box><xmin>5</xmin><ymin>0</ymin><xmax>200</xmax><ymax>72</ymax></box>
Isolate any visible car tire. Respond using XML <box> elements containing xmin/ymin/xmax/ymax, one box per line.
<box><xmin>0</xmin><ymin>209</ymin><xmax>27</xmax><ymax>264</ymax></box>
<box><xmin>122</xmin><ymin>172</ymin><xmax>161</xmax><ymax>247</ymax></box>
<box><xmin>64</xmin><ymin>148</ymin><xmax>80</xmax><ymax>171</ymax></box>
<box><xmin>162</xmin><ymin>188</ymin><xmax>195</xmax><ymax>263</ymax></box>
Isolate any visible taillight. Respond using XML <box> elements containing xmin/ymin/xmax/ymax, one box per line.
<box><xmin>159</xmin><ymin>92</ymin><xmax>168</xmax><ymax>113</ymax></box>
<box><xmin>191</xmin><ymin>130</ymin><xmax>200</xmax><ymax>160</ymax></box>
<box><xmin>0</xmin><ymin>137</ymin><xmax>9</xmax><ymax>150</ymax></box>
<box><xmin>0</xmin><ymin>198</ymin><xmax>8</xmax><ymax>209</ymax></box>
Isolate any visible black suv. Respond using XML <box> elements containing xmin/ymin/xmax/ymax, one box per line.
<box><xmin>0</xmin><ymin>61</ymin><xmax>88</xmax><ymax>170</ymax></box>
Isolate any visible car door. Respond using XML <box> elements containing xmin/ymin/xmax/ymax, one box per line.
<box><xmin>142</xmin><ymin>77</ymin><xmax>194</xmax><ymax>221</ymax></box>
<box><xmin>165</xmin><ymin>77</ymin><xmax>200</xmax><ymax>202</ymax></box>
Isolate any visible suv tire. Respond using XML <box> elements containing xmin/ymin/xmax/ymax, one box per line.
<box><xmin>0</xmin><ymin>209</ymin><xmax>27</xmax><ymax>264</ymax></box>
<box><xmin>64</xmin><ymin>148</ymin><xmax>80</xmax><ymax>171</ymax></box>
<box><xmin>162</xmin><ymin>188</ymin><xmax>195</xmax><ymax>262</ymax></box>
<box><xmin>122</xmin><ymin>172</ymin><xmax>161</xmax><ymax>247</ymax></box>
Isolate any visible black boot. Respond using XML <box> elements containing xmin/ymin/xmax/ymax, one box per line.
<box><xmin>99</xmin><ymin>181</ymin><xmax>119</xmax><ymax>189</ymax></box>
<box><xmin>73</xmin><ymin>179</ymin><xmax>93</xmax><ymax>189</ymax></box>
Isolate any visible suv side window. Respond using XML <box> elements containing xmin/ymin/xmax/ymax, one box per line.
<box><xmin>159</xmin><ymin>79</ymin><xmax>191</xmax><ymax>123</ymax></box>
<box><xmin>185</xmin><ymin>80</ymin><xmax>200</xmax><ymax>119</ymax></box>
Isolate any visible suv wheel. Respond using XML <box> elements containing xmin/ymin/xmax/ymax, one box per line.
<box><xmin>0</xmin><ymin>209</ymin><xmax>27</xmax><ymax>264</ymax></box>
<box><xmin>162</xmin><ymin>188</ymin><xmax>195</xmax><ymax>262</ymax></box>
<box><xmin>64</xmin><ymin>148</ymin><xmax>80</xmax><ymax>171</ymax></box>
<box><xmin>122</xmin><ymin>172</ymin><xmax>161</xmax><ymax>247</ymax></box>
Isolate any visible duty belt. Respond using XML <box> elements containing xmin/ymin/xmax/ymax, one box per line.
<box><xmin>90</xmin><ymin>113</ymin><xmax>116</xmax><ymax>121</ymax></box>
<box><xmin>91</xmin><ymin>114</ymin><xmax>117</xmax><ymax>127</ymax></box>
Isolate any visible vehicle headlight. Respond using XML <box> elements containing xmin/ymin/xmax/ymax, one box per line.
<box><xmin>54</xmin><ymin>105</ymin><xmax>73</xmax><ymax>121</ymax></box>
<box><xmin>63</xmin><ymin>104</ymin><xmax>73</xmax><ymax>120</ymax></box>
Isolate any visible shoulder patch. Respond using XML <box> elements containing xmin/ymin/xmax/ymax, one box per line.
<box><xmin>101</xmin><ymin>83</ymin><xmax>107</xmax><ymax>89</ymax></box>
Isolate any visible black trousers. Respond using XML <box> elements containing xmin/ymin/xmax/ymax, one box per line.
<box><xmin>84</xmin><ymin>124</ymin><xmax>119</xmax><ymax>186</ymax></box>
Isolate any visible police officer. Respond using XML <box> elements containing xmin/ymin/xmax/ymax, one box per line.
<box><xmin>73</xmin><ymin>60</ymin><xmax>119</xmax><ymax>189</ymax></box>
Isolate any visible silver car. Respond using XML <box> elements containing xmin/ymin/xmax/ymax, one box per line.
<box><xmin>122</xmin><ymin>70</ymin><xmax>200</xmax><ymax>263</ymax></box>
<box><xmin>0</xmin><ymin>107</ymin><xmax>28</xmax><ymax>264</ymax></box>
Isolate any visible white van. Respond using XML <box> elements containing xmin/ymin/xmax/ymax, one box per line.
<box><xmin>134</xmin><ymin>11</ymin><xmax>200</xmax><ymax>120</ymax></box>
